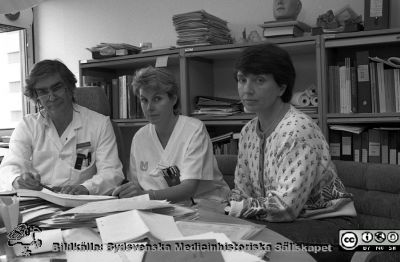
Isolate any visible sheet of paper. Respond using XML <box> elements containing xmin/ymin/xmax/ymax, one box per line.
<box><xmin>17</xmin><ymin>188</ymin><xmax>116</xmax><ymax>207</ymax></box>
<box><xmin>96</xmin><ymin>210</ymin><xmax>149</xmax><ymax>243</ymax></box>
<box><xmin>139</xmin><ymin>211</ymin><xmax>182</xmax><ymax>241</ymax></box>
<box><xmin>176</xmin><ymin>221</ymin><xmax>263</xmax><ymax>240</ymax></box>
<box><xmin>62</xmin><ymin>195</ymin><xmax>171</xmax><ymax>215</ymax></box>
<box><xmin>21</xmin><ymin>205</ymin><xmax>61</xmax><ymax>223</ymax></box>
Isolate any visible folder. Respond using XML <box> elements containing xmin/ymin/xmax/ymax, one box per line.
<box><xmin>380</xmin><ymin>130</ymin><xmax>389</xmax><ymax>164</ymax></box>
<box><xmin>341</xmin><ymin>131</ymin><xmax>353</xmax><ymax>161</ymax></box>
<box><xmin>355</xmin><ymin>51</ymin><xmax>372</xmax><ymax>113</ymax></box>
<box><xmin>329</xmin><ymin>130</ymin><xmax>341</xmax><ymax>160</ymax></box>
<box><xmin>361</xmin><ymin>131</ymin><xmax>369</xmax><ymax>163</ymax></box>
<box><xmin>368</xmin><ymin>129</ymin><xmax>381</xmax><ymax>163</ymax></box>
<box><xmin>388</xmin><ymin>131</ymin><xmax>397</xmax><ymax>165</ymax></box>
<box><xmin>353</xmin><ymin>133</ymin><xmax>362</xmax><ymax>162</ymax></box>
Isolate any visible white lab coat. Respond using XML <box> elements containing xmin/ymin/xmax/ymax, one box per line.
<box><xmin>0</xmin><ymin>104</ymin><xmax>124</xmax><ymax>194</ymax></box>
<box><xmin>129</xmin><ymin>115</ymin><xmax>230</xmax><ymax>201</ymax></box>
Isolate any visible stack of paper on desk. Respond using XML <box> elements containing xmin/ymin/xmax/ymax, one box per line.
<box><xmin>61</xmin><ymin>195</ymin><xmax>172</xmax><ymax>216</ymax></box>
<box><xmin>176</xmin><ymin>221</ymin><xmax>264</xmax><ymax>241</ymax></box>
<box><xmin>96</xmin><ymin>209</ymin><xmax>183</xmax><ymax>243</ymax></box>
<box><xmin>16</xmin><ymin>188</ymin><xmax>116</xmax><ymax>207</ymax></box>
<box><xmin>20</xmin><ymin>203</ymin><xmax>63</xmax><ymax>224</ymax></box>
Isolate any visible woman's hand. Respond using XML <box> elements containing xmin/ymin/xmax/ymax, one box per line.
<box><xmin>112</xmin><ymin>182</ymin><xmax>145</xmax><ymax>198</ymax></box>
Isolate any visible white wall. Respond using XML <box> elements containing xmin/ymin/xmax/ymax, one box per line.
<box><xmin>34</xmin><ymin>0</ymin><xmax>400</xmax><ymax>78</ymax></box>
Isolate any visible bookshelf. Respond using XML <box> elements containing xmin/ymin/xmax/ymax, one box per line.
<box><xmin>321</xmin><ymin>28</ymin><xmax>400</xmax><ymax>164</ymax></box>
<box><xmin>79</xmin><ymin>36</ymin><xmax>320</xmax><ymax>159</ymax></box>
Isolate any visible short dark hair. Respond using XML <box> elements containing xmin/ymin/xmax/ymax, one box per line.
<box><xmin>24</xmin><ymin>59</ymin><xmax>77</xmax><ymax>103</ymax></box>
<box><xmin>234</xmin><ymin>43</ymin><xmax>296</xmax><ymax>103</ymax></box>
<box><xmin>132</xmin><ymin>66</ymin><xmax>180</xmax><ymax>115</ymax></box>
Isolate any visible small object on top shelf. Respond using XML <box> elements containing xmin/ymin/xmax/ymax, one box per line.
<box><xmin>86</xmin><ymin>43</ymin><xmax>141</xmax><ymax>59</ymax></box>
<box><xmin>315</xmin><ymin>7</ymin><xmax>362</xmax><ymax>34</ymax></box>
<box><xmin>172</xmin><ymin>9</ymin><xmax>233</xmax><ymax>46</ymax></box>
<box><xmin>259</xmin><ymin>20</ymin><xmax>311</xmax><ymax>38</ymax></box>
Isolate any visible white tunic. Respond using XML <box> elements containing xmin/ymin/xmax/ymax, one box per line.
<box><xmin>0</xmin><ymin>104</ymin><xmax>124</xmax><ymax>194</ymax></box>
<box><xmin>128</xmin><ymin>115</ymin><xmax>230</xmax><ymax>201</ymax></box>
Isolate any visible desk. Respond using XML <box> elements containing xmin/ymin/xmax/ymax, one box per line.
<box><xmin>1</xmin><ymin>200</ymin><xmax>315</xmax><ymax>262</ymax></box>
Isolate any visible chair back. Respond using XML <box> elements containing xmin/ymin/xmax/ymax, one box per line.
<box><xmin>74</xmin><ymin>86</ymin><xmax>127</xmax><ymax>177</ymax></box>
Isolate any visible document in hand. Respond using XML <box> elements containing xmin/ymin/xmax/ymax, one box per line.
<box><xmin>16</xmin><ymin>188</ymin><xmax>115</xmax><ymax>207</ymax></box>
<box><xmin>96</xmin><ymin>210</ymin><xmax>183</xmax><ymax>243</ymax></box>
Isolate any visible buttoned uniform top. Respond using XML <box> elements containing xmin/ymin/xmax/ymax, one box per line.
<box><xmin>0</xmin><ymin>104</ymin><xmax>124</xmax><ymax>194</ymax></box>
<box><xmin>128</xmin><ymin>115</ymin><xmax>230</xmax><ymax>201</ymax></box>
<box><xmin>230</xmin><ymin>105</ymin><xmax>355</xmax><ymax>222</ymax></box>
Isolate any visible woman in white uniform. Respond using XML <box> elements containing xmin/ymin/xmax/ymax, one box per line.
<box><xmin>112</xmin><ymin>66</ymin><xmax>230</xmax><ymax>203</ymax></box>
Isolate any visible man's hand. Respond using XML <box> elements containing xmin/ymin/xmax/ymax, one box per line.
<box><xmin>12</xmin><ymin>173</ymin><xmax>42</xmax><ymax>190</ymax></box>
<box><xmin>59</xmin><ymin>185</ymin><xmax>89</xmax><ymax>195</ymax></box>
<box><xmin>111</xmin><ymin>182</ymin><xmax>144</xmax><ymax>198</ymax></box>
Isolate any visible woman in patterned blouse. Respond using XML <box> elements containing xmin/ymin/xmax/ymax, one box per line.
<box><xmin>228</xmin><ymin>43</ymin><xmax>357</xmax><ymax>223</ymax></box>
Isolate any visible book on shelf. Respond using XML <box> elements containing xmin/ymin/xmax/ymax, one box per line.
<box><xmin>355</xmin><ymin>50</ymin><xmax>372</xmax><ymax>113</ymax></box>
<box><xmin>260</xmin><ymin>20</ymin><xmax>311</xmax><ymax>31</ymax></box>
<box><xmin>16</xmin><ymin>188</ymin><xmax>116</xmax><ymax>208</ymax></box>
<box><xmin>353</xmin><ymin>133</ymin><xmax>362</xmax><ymax>162</ymax></box>
<box><xmin>262</xmin><ymin>25</ymin><xmax>304</xmax><ymax>38</ymax></box>
<box><xmin>368</xmin><ymin>129</ymin><xmax>381</xmax><ymax>163</ymax></box>
<box><xmin>388</xmin><ymin>131</ymin><xmax>397</xmax><ymax>165</ymax></box>
<box><xmin>96</xmin><ymin>209</ymin><xmax>182</xmax><ymax>243</ymax></box>
<box><xmin>329</xmin><ymin>129</ymin><xmax>341</xmax><ymax>160</ymax></box>
<box><xmin>361</xmin><ymin>131</ymin><xmax>369</xmax><ymax>163</ymax></box>
<box><xmin>381</xmin><ymin>130</ymin><xmax>389</xmax><ymax>164</ymax></box>
<box><xmin>259</xmin><ymin>20</ymin><xmax>311</xmax><ymax>38</ymax></box>
<box><xmin>341</xmin><ymin>131</ymin><xmax>353</xmax><ymax>161</ymax></box>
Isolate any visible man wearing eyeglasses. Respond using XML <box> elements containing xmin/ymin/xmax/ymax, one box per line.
<box><xmin>0</xmin><ymin>59</ymin><xmax>124</xmax><ymax>195</ymax></box>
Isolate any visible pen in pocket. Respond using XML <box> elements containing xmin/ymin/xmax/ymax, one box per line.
<box><xmin>87</xmin><ymin>152</ymin><xmax>92</xmax><ymax>166</ymax></box>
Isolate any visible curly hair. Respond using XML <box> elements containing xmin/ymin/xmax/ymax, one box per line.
<box><xmin>132</xmin><ymin>66</ymin><xmax>180</xmax><ymax>115</ymax></box>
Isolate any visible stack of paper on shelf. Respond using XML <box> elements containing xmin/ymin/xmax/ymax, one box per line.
<box><xmin>172</xmin><ymin>10</ymin><xmax>233</xmax><ymax>46</ymax></box>
<box><xmin>193</xmin><ymin>96</ymin><xmax>243</xmax><ymax>116</ymax></box>
<box><xmin>259</xmin><ymin>20</ymin><xmax>311</xmax><ymax>38</ymax></box>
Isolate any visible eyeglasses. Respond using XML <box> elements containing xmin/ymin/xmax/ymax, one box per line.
<box><xmin>35</xmin><ymin>84</ymin><xmax>66</xmax><ymax>100</ymax></box>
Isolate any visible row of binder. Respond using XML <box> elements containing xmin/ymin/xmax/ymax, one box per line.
<box><xmin>329</xmin><ymin>128</ymin><xmax>400</xmax><ymax>165</ymax></box>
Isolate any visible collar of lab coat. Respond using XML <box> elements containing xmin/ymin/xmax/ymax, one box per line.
<box><xmin>38</xmin><ymin>103</ymin><xmax>84</xmax><ymax>131</ymax></box>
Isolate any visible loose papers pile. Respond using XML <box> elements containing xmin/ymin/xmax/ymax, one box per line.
<box><xmin>172</xmin><ymin>10</ymin><xmax>233</xmax><ymax>46</ymax></box>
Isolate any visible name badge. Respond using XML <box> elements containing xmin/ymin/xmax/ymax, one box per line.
<box><xmin>76</xmin><ymin>141</ymin><xmax>91</xmax><ymax>149</ymax></box>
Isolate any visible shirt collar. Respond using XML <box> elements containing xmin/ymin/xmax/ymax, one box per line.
<box><xmin>37</xmin><ymin>103</ymin><xmax>83</xmax><ymax>130</ymax></box>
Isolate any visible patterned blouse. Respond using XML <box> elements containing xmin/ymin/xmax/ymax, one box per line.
<box><xmin>230</xmin><ymin>106</ymin><xmax>353</xmax><ymax>222</ymax></box>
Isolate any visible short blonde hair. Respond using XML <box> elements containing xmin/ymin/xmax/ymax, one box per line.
<box><xmin>132</xmin><ymin>66</ymin><xmax>180</xmax><ymax>115</ymax></box>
